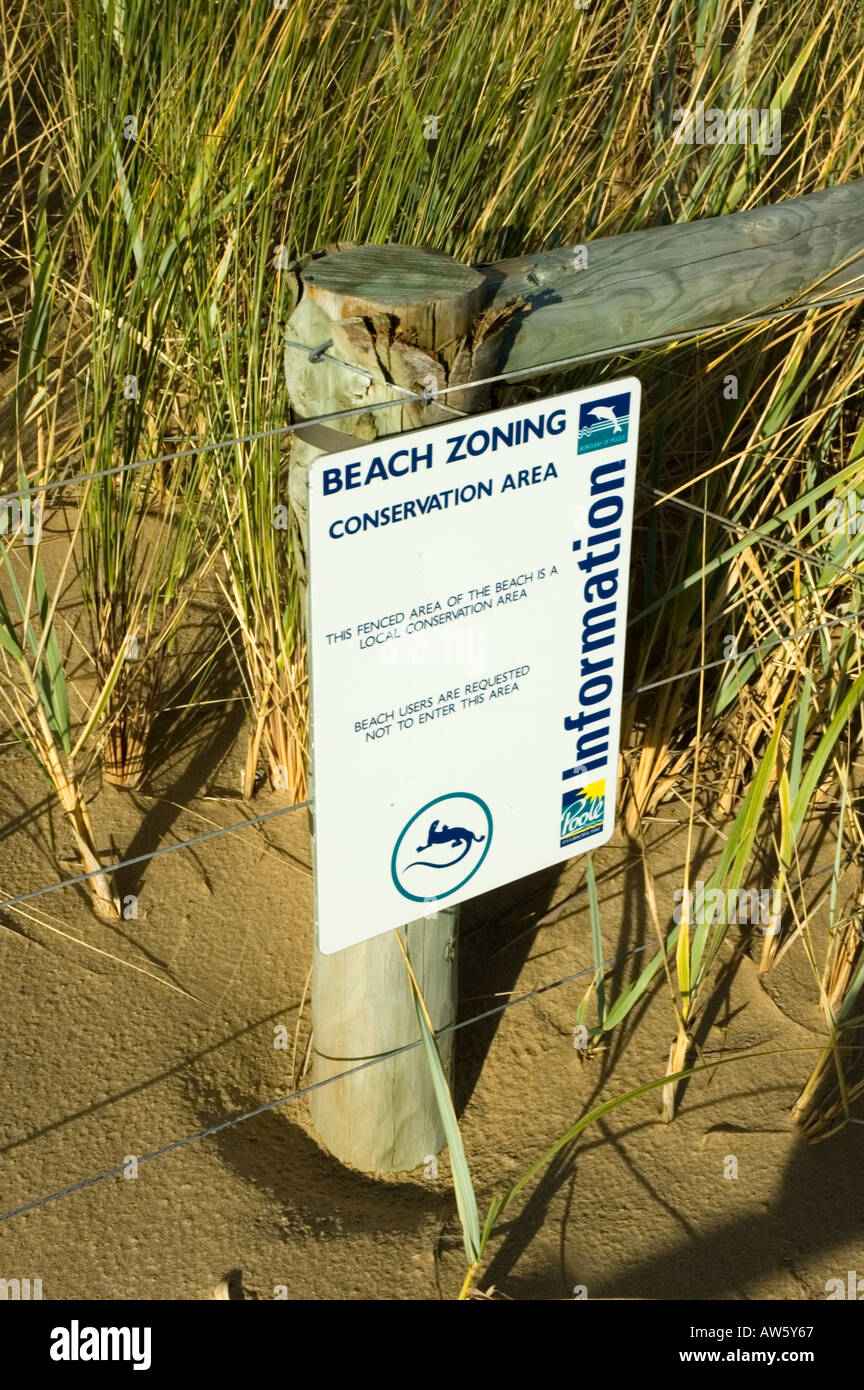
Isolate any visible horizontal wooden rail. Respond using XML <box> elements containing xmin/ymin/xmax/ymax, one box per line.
<box><xmin>477</xmin><ymin>180</ymin><xmax>864</xmax><ymax>374</ymax></box>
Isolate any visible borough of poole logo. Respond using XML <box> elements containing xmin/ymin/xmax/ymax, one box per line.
<box><xmin>391</xmin><ymin>793</ymin><xmax>492</xmax><ymax>903</ymax></box>
<box><xmin>560</xmin><ymin>780</ymin><xmax>606</xmax><ymax>847</ymax></box>
<box><xmin>577</xmin><ymin>391</ymin><xmax>631</xmax><ymax>453</ymax></box>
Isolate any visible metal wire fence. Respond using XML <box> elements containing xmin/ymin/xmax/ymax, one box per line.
<box><xmin>2</xmin><ymin>291</ymin><xmax>863</xmax><ymax>1225</ymax></box>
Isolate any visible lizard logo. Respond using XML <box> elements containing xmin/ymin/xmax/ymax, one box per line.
<box><xmin>391</xmin><ymin>793</ymin><xmax>492</xmax><ymax>903</ymax></box>
<box><xmin>406</xmin><ymin>819</ymin><xmax>486</xmax><ymax>869</ymax></box>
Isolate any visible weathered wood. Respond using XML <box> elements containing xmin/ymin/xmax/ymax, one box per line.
<box><xmin>302</xmin><ymin>244</ymin><xmax>487</xmax><ymax>351</ymax></box>
<box><xmin>477</xmin><ymin>180</ymin><xmax>864</xmax><ymax>375</ymax></box>
<box><xmin>284</xmin><ymin>246</ymin><xmax>507</xmax><ymax>1174</ymax></box>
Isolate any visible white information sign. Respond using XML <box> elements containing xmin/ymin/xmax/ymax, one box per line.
<box><xmin>309</xmin><ymin>378</ymin><xmax>641</xmax><ymax>953</ymax></box>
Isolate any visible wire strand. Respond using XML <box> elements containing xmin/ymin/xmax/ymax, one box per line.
<box><xmin>0</xmin><ymin>801</ymin><xmax>310</xmax><ymax>914</ymax></box>
<box><xmin>3</xmin><ymin>831</ymin><xmax>856</xmax><ymax>1227</ymax></box>
<box><xmin>641</xmin><ymin>485</ymin><xmax>864</xmax><ymax>588</ymax></box>
<box><xmin>625</xmin><ymin>613</ymin><xmax>859</xmax><ymax>697</ymax></box>
<box><xmin>0</xmin><ymin>610</ymin><xmax>858</xmax><ymax>917</ymax></box>
<box><xmin>0</xmin><ymin>940</ymin><xmax>656</xmax><ymax>1223</ymax></box>
<box><xmin>2</xmin><ymin>286</ymin><xmax>860</xmax><ymax>508</ymax></box>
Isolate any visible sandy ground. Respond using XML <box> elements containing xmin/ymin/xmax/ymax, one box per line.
<box><xmin>1</xmin><ymin>667</ymin><xmax>863</xmax><ymax>1300</ymax></box>
<box><xmin>0</xmin><ymin>501</ymin><xmax>862</xmax><ymax>1301</ymax></box>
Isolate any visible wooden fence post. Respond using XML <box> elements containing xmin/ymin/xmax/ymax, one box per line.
<box><xmin>284</xmin><ymin>244</ymin><xmax>513</xmax><ymax>1173</ymax></box>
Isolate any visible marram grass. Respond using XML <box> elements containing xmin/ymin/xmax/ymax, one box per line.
<box><xmin>2</xmin><ymin>0</ymin><xmax>863</xmax><ymax>1155</ymax></box>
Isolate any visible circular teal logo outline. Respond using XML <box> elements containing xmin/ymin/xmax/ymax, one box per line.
<box><xmin>391</xmin><ymin>792</ymin><xmax>493</xmax><ymax>904</ymax></box>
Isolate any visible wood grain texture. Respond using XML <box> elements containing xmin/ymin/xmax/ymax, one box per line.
<box><xmin>304</xmin><ymin>243</ymin><xmax>485</xmax><ymax>314</ymax></box>
<box><xmin>477</xmin><ymin>180</ymin><xmax>864</xmax><ymax>374</ymax></box>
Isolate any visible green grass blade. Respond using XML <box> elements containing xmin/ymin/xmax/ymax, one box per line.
<box><xmin>585</xmin><ymin>854</ymin><xmax>606</xmax><ymax>1026</ymax></box>
<box><xmin>412</xmin><ymin>992</ymin><xmax>480</xmax><ymax>1265</ymax></box>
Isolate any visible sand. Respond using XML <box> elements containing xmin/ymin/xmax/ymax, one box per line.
<box><xmin>1</xmin><ymin>660</ymin><xmax>863</xmax><ymax>1301</ymax></box>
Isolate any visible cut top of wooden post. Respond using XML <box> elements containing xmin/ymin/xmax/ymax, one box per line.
<box><xmin>302</xmin><ymin>243</ymin><xmax>488</xmax><ymax>342</ymax></box>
